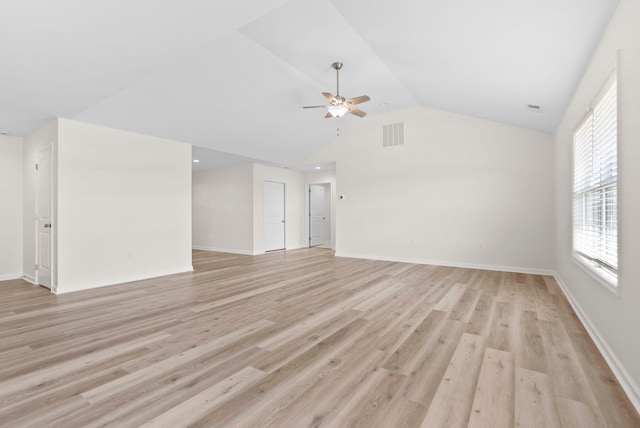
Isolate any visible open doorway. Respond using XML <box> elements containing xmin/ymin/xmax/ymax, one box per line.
<box><xmin>308</xmin><ymin>182</ymin><xmax>332</xmax><ymax>248</ymax></box>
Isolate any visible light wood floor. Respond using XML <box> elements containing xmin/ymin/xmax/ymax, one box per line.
<box><xmin>0</xmin><ymin>249</ymin><xmax>638</xmax><ymax>427</ymax></box>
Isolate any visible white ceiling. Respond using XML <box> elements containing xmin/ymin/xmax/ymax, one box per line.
<box><xmin>0</xmin><ymin>0</ymin><xmax>618</xmax><ymax>169</ymax></box>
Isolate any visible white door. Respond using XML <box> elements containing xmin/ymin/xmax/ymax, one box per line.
<box><xmin>309</xmin><ymin>185</ymin><xmax>325</xmax><ymax>247</ymax></box>
<box><xmin>264</xmin><ymin>181</ymin><xmax>285</xmax><ymax>251</ymax></box>
<box><xmin>36</xmin><ymin>146</ymin><xmax>52</xmax><ymax>289</ymax></box>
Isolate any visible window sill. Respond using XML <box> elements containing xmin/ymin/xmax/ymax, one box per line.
<box><xmin>572</xmin><ymin>253</ymin><xmax>620</xmax><ymax>298</ymax></box>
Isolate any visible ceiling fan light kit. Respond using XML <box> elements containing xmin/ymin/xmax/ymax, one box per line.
<box><xmin>327</xmin><ymin>105</ymin><xmax>349</xmax><ymax>117</ymax></box>
<box><xmin>303</xmin><ymin>62</ymin><xmax>370</xmax><ymax>119</ymax></box>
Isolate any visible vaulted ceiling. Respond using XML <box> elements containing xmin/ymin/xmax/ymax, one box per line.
<box><xmin>0</xmin><ymin>0</ymin><xmax>618</xmax><ymax>169</ymax></box>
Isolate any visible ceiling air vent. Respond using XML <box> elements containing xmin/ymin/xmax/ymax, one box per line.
<box><xmin>526</xmin><ymin>104</ymin><xmax>543</xmax><ymax>113</ymax></box>
<box><xmin>383</xmin><ymin>122</ymin><xmax>404</xmax><ymax>147</ymax></box>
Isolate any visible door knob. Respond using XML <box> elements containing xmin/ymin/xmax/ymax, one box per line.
<box><xmin>44</xmin><ymin>224</ymin><xmax>51</xmax><ymax>228</ymax></box>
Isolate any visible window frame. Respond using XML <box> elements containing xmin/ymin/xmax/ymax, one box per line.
<box><xmin>571</xmin><ymin>67</ymin><xmax>619</xmax><ymax>296</ymax></box>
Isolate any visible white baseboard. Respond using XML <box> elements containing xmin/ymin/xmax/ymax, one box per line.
<box><xmin>194</xmin><ymin>245</ymin><xmax>309</xmax><ymax>256</ymax></box>
<box><xmin>22</xmin><ymin>275</ymin><xmax>36</xmax><ymax>284</ymax></box>
<box><xmin>553</xmin><ymin>274</ymin><xmax>640</xmax><ymax>413</ymax></box>
<box><xmin>0</xmin><ymin>273</ymin><xmax>23</xmax><ymax>281</ymax></box>
<box><xmin>193</xmin><ymin>246</ymin><xmax>257</xmax><ymax>256</ymax></box>
<box><xmin>54</xmin><ymin>266</ymin><xmax>194</xmax><ymax>295</ymax></box>
<box><xmin>334</xmin><ymin>252</ymin><xmax>555</xmax><ymax>276</ymax></box>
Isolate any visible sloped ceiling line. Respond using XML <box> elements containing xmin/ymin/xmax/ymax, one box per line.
<box><xmin>0</xmin><ymin>0</ymin><xmax>620</xmax><ymax>169</ymax></box>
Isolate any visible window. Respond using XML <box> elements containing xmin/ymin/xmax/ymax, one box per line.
<box><xmin>572</xmin><ymin>74</ymin><xmax>617</xmax><ymax>287</ymax></box>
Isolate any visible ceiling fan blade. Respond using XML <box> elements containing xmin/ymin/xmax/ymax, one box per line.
<box><xmin>348</xmin><ymin>107</ymin><xmax>367</xmax><ymax>118</ymax></box>
<box><xmin>347</xmin><ymin>95</ymin><xmax>370</xmax><ymax>105</ymax></box>
<box><xmin>303</xmin><ymin>105</ymin><xmax>327</xmax><ymax>109</ymax></box>
<box><xmin>322</xmin><ymin>92</ymin><xmax>336</xmax><ymax>102</ymax></box>
<box><xmin>324</xmin><ymin>112</ymin><xmax>333</xmax><ymax>119</ymax></box>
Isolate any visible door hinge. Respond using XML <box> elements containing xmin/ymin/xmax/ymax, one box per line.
<box><xmin>35</xmin><ymin>264</ymin><xmax>38</xmax><ymax>270</ymax></box>
<box><xmin>35</xmin><ymin>163</ymin><xmax>39</xmax><ymax>170</ymax></box>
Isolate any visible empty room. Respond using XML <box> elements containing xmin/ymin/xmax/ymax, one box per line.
<box><xmin>1</xmin><ymin>0</ymin><xmax>640</xmax><ymax>427</ymax></box>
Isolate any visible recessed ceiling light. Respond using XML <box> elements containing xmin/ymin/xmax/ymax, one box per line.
<box><xmin>315</xmin><ymin>166</ymin><xmax>321</xmax><ymax>170</ymax></box>
<box><xmin>380</xmin><ymin>103</ymin><xmax>388</xmax><ymax>107</ymax></box>
<box><xmin>193</xmin><ymin>159</ymin><xmax>200</xmax><ymax>163</ymax></box>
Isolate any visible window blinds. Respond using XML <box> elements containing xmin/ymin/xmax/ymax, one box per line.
<box><xmin>573</xmin><ymin>76</ymin><xmax>617</xmax><ymax>272</ymax></box>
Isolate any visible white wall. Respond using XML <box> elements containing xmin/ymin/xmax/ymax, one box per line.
<box><xmin>23</xmin><ymin>120</ymin><xmax>58</xmax><ymax>283</ymax></box>
<box><xmin>55</xmin><ymin>119</ymin><xmax>192</xmax><ymax>293</ymax></box>
<box><xmin>192</xmin><ymin>162</ymin><xmax>305</xmax><ymax>255</ymax></box>
<box><xmin>192</xmin><ymin>163</ymin><xmax>254</xmax><ymax>254</ymax></box>
<box><xmin>0</xmin><ymin>135</ymin><xmax>24</xmax><ymax>280</ymax></box>
<box><xmin>253</xmin><ymin>164</ymin><xmax>306</xmax><ymax>253</ymax></box>
<box><xmin>306</xmin><ymin>106</ymin><xmax>555</xmax><ymax>272</ymax></box>
<box><xmin>555</xmin><ymin>0</ymin><xmax>640</xmax><ymax>406</ymax></box>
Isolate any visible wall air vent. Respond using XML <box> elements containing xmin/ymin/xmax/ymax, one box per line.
<box><xmin>526</xmin><ymin>104</ymin><xmax>543</xmax><ymax>113</ymax></box>
<box><xmin>383</xmin><ymin>122</ymin><xmax>404</xmax><ymax>147</ymax></box>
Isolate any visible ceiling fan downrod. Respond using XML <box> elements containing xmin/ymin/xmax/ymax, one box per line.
<box><xmin>332</xmin><ymin>62</ymin><xmax>343</xmax><ymax>98</ymax></box>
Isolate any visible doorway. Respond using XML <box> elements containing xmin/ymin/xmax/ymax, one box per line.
<box><xmin>308</xmin><ymin>182</ymin><xmax>332</xmax><ymax>248</ymax></box>
<box><xmin>36</xmin><ymin>146</ymin><xmax>53</xmax><ymax>289</ymax></box>
<box><xmin>309</xmin><ymin>184</ymin><xmax>326</xmax><ymax>247</ymax></box>
<box><xmin>264</xmin><ymin>181</ymin><xmax>285</xmax><ymax>251</ymax></box>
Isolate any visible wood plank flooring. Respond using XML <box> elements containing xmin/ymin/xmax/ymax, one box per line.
<box><xmin>0</xmin><ymin>248</ymin><xmax>638</xmax><ymax>427</ymax></box>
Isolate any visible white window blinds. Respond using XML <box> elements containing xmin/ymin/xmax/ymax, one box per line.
<box><xmin>572</xmin><ymin>75</ymin><xmax>617</xmax><ymax>274</ymax></box>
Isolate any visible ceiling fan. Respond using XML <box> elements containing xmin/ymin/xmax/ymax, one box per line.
<box><xmin>303</xmin><ymin>62</ymin><xmax>370</xmax><ymax>118</ymax></box>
